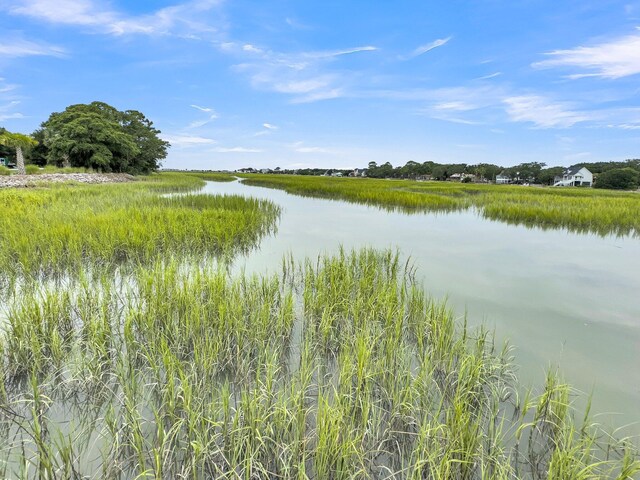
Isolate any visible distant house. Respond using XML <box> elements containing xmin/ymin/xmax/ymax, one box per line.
<box><xmin>553</xmin><ymin>166</ymin><xmax>593</xmax><ymax>187</ymax></box>
<box><xmin>351</xmin><ymin>168</ymin><xmax>367</xmax><ymax>177</ymax></box>
<box><xmin>448</xmin><ymin>173</ymin><xmax>463</xmax><ymax>182</ymax></box>
<box><xmin>495</xmin><ymin>172</ymin><xmax>511</xmax><ymax>184</ymax></box>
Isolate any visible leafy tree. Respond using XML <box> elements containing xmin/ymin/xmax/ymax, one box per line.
<box><xmin>41</xmin><ymin>102</ymin><xmax>169</xmax><ymax>174</ymax></box>
<box><xmin>29</xmin><ymin>129</ymin><xmax>49</xmax><ymax>167</ymax></box>
<box><xmin>538</xmin><ymin>166</ymin><xmax>565</xmax><ymax>186</ymax></box>
<box><xmin>505</xmin><ymin>162</ymin><xmax>546</xmax><ymax>183</ymax></box>
<box><xmin>470</xmin><ymin>163</ymin><xmax>502</xmax><ymax>181</ymax></box>
<box><xmin>0</xmin><ymin>130</ymin><xmax>38</xmax><ymax>174</ymax></box>
<box><xmin>594</xmin><ymin>168</ymin><xmax>639</xmax><ymax>190</ymax></box>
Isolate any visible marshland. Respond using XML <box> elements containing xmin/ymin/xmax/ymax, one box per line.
<box><xmin>0</xmin><ymin>173</ymin><xmax>638</xmax><ymax>479</ymax></box>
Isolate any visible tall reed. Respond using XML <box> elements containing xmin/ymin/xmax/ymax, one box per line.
<box><xmin>0</xmin><ymin>249</ymin><xmax>636</xmax><ymax>478</ymax></box>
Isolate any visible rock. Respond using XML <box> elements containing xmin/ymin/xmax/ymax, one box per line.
<box><xmin>0</xmin><ymin>173</ymin><xmax>137</xmax><ymax>189</ymax></box>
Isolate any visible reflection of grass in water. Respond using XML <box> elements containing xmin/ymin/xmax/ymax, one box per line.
<box><xmin>240</xmin><ymin>174</ymin><xmax>640</xmax><ymax>237</ymax></box>
<box><xmin>0</xmin><ymin>249</ymin><xmax>636</xmax><ymax>478</ymax></box>
<box><xmin>0</xmin><ymin>172</ymin><xmax>279</xmax><ymax>284</ymax></box>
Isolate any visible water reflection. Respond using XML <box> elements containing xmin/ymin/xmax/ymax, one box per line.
<box><xmin>208</xmin><ymin>179</ymin><xmax>640</xmax><ymax>435</ymax></box>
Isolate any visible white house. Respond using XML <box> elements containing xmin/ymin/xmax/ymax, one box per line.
<box><xmin>553</xmin><ymin>166</ymin><xmax>593</xmax><ymax>187</ymax></box>
<box><xmin>495</xmin><ymin>172</ymin><xmax>511</xmax><ymax>184</ymax></box>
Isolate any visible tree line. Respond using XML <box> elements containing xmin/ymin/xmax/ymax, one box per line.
<box><xmin>366</xmin><ymin>160</ymin><xmax>637</xmax><ymax>181</ymax></box>
<box><xmin>0</xmin><ymin>102</ymin><xmax>169</xmax><ymax>174</ymax></box>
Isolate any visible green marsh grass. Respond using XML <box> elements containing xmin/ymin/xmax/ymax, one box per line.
<box><xmin>0</xmin><ymin>173</ymin><xmax>279</xmax><ymax>283</ymax></box>
<box><xmin>240</xmin><ymin>174</ymin><xmax>640</xmax><ymax>237</ymax></box>
<box><xmin>0</xmin><ymin>248</ymin><xmax>636</xmax><ymax>478</ymax></box>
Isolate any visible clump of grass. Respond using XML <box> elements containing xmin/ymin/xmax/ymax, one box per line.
<box><xmin>187</xmin><ymin>172</ymin><xmax>237</xmax><ymax>182</ymax></box>
<box><xmin>0</xmin><ymin>165</ymin><xmax>11</xmax><ymax>176</ymax></box>
<box><xmin>0</xmin><ymin>173</ymin><xmax>279</xmax><ymax>283</ymax></box>
<box><xmin>38</xmin><ymin>165</ymin><xmax>96</xmax><ymax>174</ymax></box>
<box><xmin>0</xmin><ymin>248</ymin><xmax>636</xmax><ymax>477</ymax></box>
<box><xmin>240</xmin><ymin>174</ymin><xmax>640</xmax><ymax>237</ymax></box>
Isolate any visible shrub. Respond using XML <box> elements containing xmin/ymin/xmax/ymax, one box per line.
<box><xmin>594</xmin><ymin>168</ymin><xmax>639</xmax><ymax>190</ymax></box>
<box><xmin>0</xmin><ymin>166</ymin><xmax>11</xmax><ymax>176</ymax></box>
<box><xmin>25</xmin><ymin>165</ymin><xmax>41</xmax><ymax>175</ymax></box>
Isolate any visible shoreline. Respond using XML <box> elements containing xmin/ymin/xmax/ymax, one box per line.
<box><xmin>0</xmin><ymin>172</ymin><xmax>136</xmax><ymax>188</ymax></box>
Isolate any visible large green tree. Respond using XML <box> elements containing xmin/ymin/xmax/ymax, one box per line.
<box><xmin>41</xmin><ymin>102</ymin><xmax>169</xmax><ymax>174</ymax></box>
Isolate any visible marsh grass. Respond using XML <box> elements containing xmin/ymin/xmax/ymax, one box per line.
<box><xmin>240</xmin><ymin>174</ymin><xmax>640</xmax><ymax>237</ymax></box>
<box><xmin>0</xmin><ymin>173</ymin><xmax>279</xmax><ymax>285</ymax></box>
<box><xmin>0</xmin><ymin>248</ymin><xmax>636</xmax><ymax>478</ymax></box>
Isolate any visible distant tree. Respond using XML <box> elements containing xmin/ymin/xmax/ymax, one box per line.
<box><xmin>594</xmin><ymin>168</ymin><xmax>639</xmax><ymax>190</ymax></box>
<box><xmin>470</xmin><ymin>163</ymin><xmax>502</xmax><ymax>181</ymax></box>
<box><xmin>41</xmin><ymin>102</ymin><xmax>169</xmax><ymax>174</ymax></box>
<box><xmin>505</xmin><ymin>162</ymin><xmax>545</xmax><ymax>183</ymax></box>
<box><xmin>0</xmin><ymin>130</ymin><xmax>38</xmax><ymax>174</ymax></box>
<box><xmin>432</xmin><ymin>165</ymin><xmax>448</xmax><ymax>181</ymax></box>
<box><xmin>538</xmin><ymin>166</ymin><xmax>565</xmax><ymax>185</ymax></box>
<box><xmin>29</xmin><ymin>128</ymin><xmax>49</xmax><ymax>167</ymax></box>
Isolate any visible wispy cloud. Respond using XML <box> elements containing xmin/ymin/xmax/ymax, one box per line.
<box><xmin>190</xmin><ymin>104</ymin><xmax>214</xmax><ymax>112</ymax></box>
<box><xmin>5</xmin><ymin>0</ymin><xmax>222</xmax><ymax>37</ymax></box>
<box><xmin>228</xmin><ymin>42</ymin><xmax>377</xmax><ymax>103</ymax></box>
<box><xmin>186</xmin><ymin>104</ymin><xmax>218</xmax><ymax>128</ymax></box>
<box><xmin>289</xmin><ymin>142</ymin><xmax>332</xmax><ymax>154</ymax></box>
<box><xmin>0</xmin><ymin>98</ymin><xmax>23</xmax><ymax>122</ymax></box>
<box><xmin>214</xmin><ymin>147</ymin><xmax>262</xmax><ymax>153</ymax></box>
<box><xmin>0</xmin><ymin>38</ymin><xmax>66</xmax><ymax>58</ymax></box>
<box><xmin>534</xmin><ymin>30</ymin><xmax>640</xmax><ymax>79</ymax></box>
<box><xmin>503</xmin><ymin>95</ymin><xmax>591</xmax><ymax>128</ymax></box>
<box><xmin>0</xmin><ymin>100</ymin><xmax>24</xmax><ymax>121</ymax></box>
<box><xmin>399</xmin><ymin>37</ymin><xmax>451</xmax><ymax>60</ymax></box>
<box><xmin>161</xmin><ymin>134</ymin><xmax>217</xmax><ymax>146</ymax></box>
<box><xmin>254</xmin><ymin>123</ymin><xmax>278</xmax><ymax>136</ymax></box>
<box><xmin>476</xmin><ymin>72</ymin><xmax>502</xmax><ymax>80</ymax></box>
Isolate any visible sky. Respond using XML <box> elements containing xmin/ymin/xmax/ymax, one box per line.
<box><xmin>1</xmin><ymin>0</ymin><xmax>640</xmax><ymax>171</ymax></box>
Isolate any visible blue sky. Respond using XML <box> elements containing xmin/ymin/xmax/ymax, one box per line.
<box><xmin>1</xmin><ymin>0</ymin><xmax>640</xmax><ymax>170</ymax></box>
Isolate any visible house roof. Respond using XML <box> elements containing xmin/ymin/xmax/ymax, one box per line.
<box><xmin>564</xmin><ymin>165</ymin><xmax>586</xmax><ymax>176</ymax></box>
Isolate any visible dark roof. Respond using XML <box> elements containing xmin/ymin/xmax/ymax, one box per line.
<box><xmin>564</xmin><ymin>165</ymin><xmax>586</xmax><ymax>175</ymax></box>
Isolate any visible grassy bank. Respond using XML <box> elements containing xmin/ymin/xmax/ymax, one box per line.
<box><xmin>0</xmin><ymin>248</ymin><xmax>636</xmax><ymax>478</ymax></box>
<box><xmin>240</xmin><ymin>175</ymin><xmax>640</xmax><ymax>237</ymax></box>
<box><xmin>0</xmin><ymin>172</ymin><xmax>278</xmax><ymax>282</ymax></box>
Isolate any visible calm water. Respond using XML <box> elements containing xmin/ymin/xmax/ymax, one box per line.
<box><xmin>204</xmin><ymin>179</ymin><xmax>640</xmax><ymax>435</ymax></box>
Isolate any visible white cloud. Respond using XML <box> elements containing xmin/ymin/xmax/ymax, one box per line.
<box><xmin>214</xmin><ymin>147</ymin><xmax>262</xmax><ymax>153</ymax></box>
<box><xmin>187</xmin><ymin>116</ymin><xmax>218</xmax><ymax>128</ymax></box>
<box><xmin>254</xmin><ymin>123</ymin><xmax>279</xmax><ymax>136</ymax></box>
<box><xmin>227</xmin><ymin>42</ymin><xmax>376</xmax><ymax>103</ymax></box>
<box><xmin>242</xmin><ymin>44</ymin><xmax>264</xmax><ymax>54</ymax></box>
<box><xmin>0</xmin><ymin>112</ymin><xmax>25</xmax><ymax>121</ymax></box>
<box><xmin>190</xmin><ymin>104</ymin><xmax>214</xmax><ymax>112</ymax></box>
<box><xmin>5</xmin><ymin>0</ymin><xmax>222</xmax><ymax>37</ymax></box>
<box><xmin>0</xmin><ymin>99</ymin><xmax>23</xmax><ymax>121</ymax></box>
<box><xmin>476</xmin><ymin>72</ymin><xmax>502</xmax><ymax>80</ymax></box>
<box><xmin>608</xmin><ymin>123</ymin><xmax>640</xmax><ymax>130</ymax></box>
<box><xmin>0</xmin><ymin>39</ymin><xmax>66</xmax><ymax>58</ymax></box>
<box><xmin>433</xmin><ymin>101</ymin><xmax>477</xmax><ymax>112</ymax></box>
<box><xmin>534</xmin><ymin>30</ymin><xmax>640</xmax><ymax>79</ymax></box>
<box><xmin>503</xmin><ymin>95</ymin><xmax>591</xmax><ymax>128</ymax></box>
<box><xmin>162</xmin><ymin>134</ymin><xmax>217</xmax><ymax>146</ymax></box>
<box><xmin>289</xmin><ymin>142</ymin><xmax>332</xmax><ymax>154</ymax></box>
<box><xmin>400</xmin><ymin>37</ymin><xmax>451</xmax><ymax>60</ymax></box>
